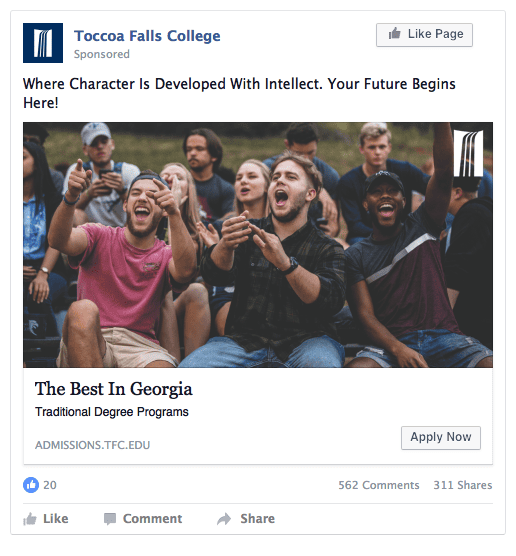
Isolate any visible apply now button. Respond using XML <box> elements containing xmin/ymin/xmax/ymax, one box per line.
<box><xmin>401</xmin><ymin>427</ymin><xmax>481</xmax><ymax>450</ymax></box>
<box><xmin>377</xmin><ymin>24</ymin><xmax>473</xmax><ymax>46</ymax></box>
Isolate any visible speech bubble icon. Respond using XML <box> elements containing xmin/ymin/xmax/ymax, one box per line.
<box><xmin>104</xmin><ymin>513</ymin><xmax>116</xmax><ymax>526</ymax></box>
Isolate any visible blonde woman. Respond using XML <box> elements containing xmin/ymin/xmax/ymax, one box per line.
<box><xmin>197</xmin><ymin>159</ymin><xmax>271</xmax><ymax>337</ymax></box>
<box><xmin>158</xmin><ymin>163</ymin><xmax>210</xmax><ymax>362</ymax></box>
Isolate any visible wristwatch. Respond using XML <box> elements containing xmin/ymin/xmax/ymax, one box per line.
<box><xmin>281</xmin><ymin>257</ymin><xmax>299</xmax><ymax>275</ymax></box>
<box><xmin>39</xmin><ymin>267</ymin><xmax>49</xmax><ymax>275</ymax></box>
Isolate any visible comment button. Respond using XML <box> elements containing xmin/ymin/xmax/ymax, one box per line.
<box><xmin>377</xmin><ymin>24</ymin><xmax>473</xmax><ymax>46</ymax></box>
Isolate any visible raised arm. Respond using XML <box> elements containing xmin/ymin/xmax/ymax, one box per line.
<box><xmin>348</xmin><ymin>280</ymin><xmax>429</xmax><ymax>368</ymax></box>
<box><xmin>423</xmin><ymin>123</ymin><xmax>454</xmax><ymax>226</ymax></box>
<box><xmin>48</xmin><ymin>159</ymin><xmax>89</xmax><ymax>256</ymax></box>
<box><xmin>148</xmin><ymin>177</ymin><xmax>197</xmax><ymax>285</ymax></box>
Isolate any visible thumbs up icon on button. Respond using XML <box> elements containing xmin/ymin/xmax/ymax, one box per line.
<box><xmin>23</xmin><ymin>512</ymin><xmax>37</xmax><ymax>525</ymax></box>
<box><xmin>389</xmin><ymin>27</ymin><xmax>401</xmax><ymax>39</ymax></box>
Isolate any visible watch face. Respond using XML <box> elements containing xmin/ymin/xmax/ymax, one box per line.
<box><xmin>282</xmin><ymin>257</ymin><xmax>299</xmax><ymax>275</ymax></box>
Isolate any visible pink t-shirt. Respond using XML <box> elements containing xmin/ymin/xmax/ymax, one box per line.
<box><xmin>70</xmin><ymin>224</ymin><xmax>177</xmax><ymax>343</ymax></box>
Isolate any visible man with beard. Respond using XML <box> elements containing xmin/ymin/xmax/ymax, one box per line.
<box><xmin>183</xmin><ymin>128</ymin><xmax>234</xmax><ymax>221</ymax></box>
<box><xmin>263</xmin><ymin>123</ymin><xmax>341</xmax><ymax>239</ymax></box>
<box><xmin>179</xmin><ymin>153</ymin><xmax>346</xmax><ymax>368</ymax></box>
<box><xmin>344</xmin><ymin>123</ymin><xmax>492</xmax><ymax>368</ymax></box>
<box><xmin>48</xmin><ymin>162</ymin><xmax>197</xmax><ymax>368</ymax></box>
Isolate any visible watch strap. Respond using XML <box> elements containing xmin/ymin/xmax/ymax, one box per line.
<box><xmin>281</xmin><ymin>257</ymin><xmax>299</xmax><ymax>275</ymax></box>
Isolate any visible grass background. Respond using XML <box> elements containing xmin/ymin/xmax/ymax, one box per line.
<box><xmin>37</xmin><ymin>122</ymin><xmax>494</xmax><ymax>241</ymax></box>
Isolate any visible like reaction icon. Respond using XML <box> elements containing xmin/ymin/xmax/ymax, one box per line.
<box><xmin>23</xmin><ymin>477</ymin><xmax>39</xmax><ymax>493</ymax></box>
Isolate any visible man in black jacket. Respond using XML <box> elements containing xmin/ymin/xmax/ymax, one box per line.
<box><xmin>442</xmin><ymin>174</ymin><xmax>493</xmax><ymax>350</ymax></box>
<box><xmin>179</xmin><ymin>153</ymin><xmax>346</xmax><ymax>368</ymax></box>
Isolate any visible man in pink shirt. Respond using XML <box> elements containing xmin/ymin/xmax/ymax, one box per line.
<box><xmin>49</xmin><ymin>160</ymin><xmax>197</xmax><ymax>367</ymax></box>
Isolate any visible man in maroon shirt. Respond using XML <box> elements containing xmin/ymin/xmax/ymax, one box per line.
<box><xmin>344</xmin><ymin>124</ymin><xmax>492</xmax><ymax>368</ymax></box>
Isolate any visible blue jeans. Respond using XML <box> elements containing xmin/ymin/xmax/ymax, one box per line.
<box><xmin>179</xmin><ymin>335</ymin><xmax>346</xmax><ymax>368</ymax></box>
<box><xmin>24</xmin><ymin>272</ymin><xmax>67</xmax><ymax>337</ymax></box>
<box><xmin>355</xmin><ymin>329</ymin><xmax>492</xmax><ymax>368</ymax></box>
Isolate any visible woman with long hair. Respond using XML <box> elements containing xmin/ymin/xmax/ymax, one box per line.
<box><xmin>158</xmin><ymin>163</ymin><xmax>210</xmax><ymax>362</ymax></box>
<box><xmin>23</xmin><ymin>141</ymin><xmax>66</xmax><ymax>337</ymax></box>
<box><xmin>197</xmin><ymin>159</ymin><xmax>271</xmax><ymax>337</ymax></box>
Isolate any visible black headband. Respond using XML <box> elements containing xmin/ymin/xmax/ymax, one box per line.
<box><xmin>129</xmin><ymin>174</ymin><xmax>169</xmax><ymax>192</ymax></box>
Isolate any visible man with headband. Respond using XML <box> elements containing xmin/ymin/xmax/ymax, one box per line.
<box><xmin>48</xmin><ymin>161</ymin><xmax>197</xmax><ymax>367</ymax></box>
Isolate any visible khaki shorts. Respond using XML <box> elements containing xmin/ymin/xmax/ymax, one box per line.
<box><xmin>56</xmin><ymin>327</ymin><xmax>178</xmax><ymax>368</ymax></box>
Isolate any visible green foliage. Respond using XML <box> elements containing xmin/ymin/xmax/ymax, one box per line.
<box><xmin>39</xmin><ymin>123</ymin><xmax>493</xmax><ymax>242</ymax></box>
<box><xmin>41</xmin><ymin>122</ymin><xmax>493</xmax><ymax>177</ymax></box>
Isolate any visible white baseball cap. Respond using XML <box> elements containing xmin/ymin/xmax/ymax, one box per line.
<box><xmin>81</xmin><ymin>122</ymin><xmax>111</xmax><ymax>146</ymax></box>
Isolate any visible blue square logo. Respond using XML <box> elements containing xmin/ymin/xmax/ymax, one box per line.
<box><xmin>23</xmin><ymin>23</ymin><xmax>63</xmax><ymax>63</ymax></box>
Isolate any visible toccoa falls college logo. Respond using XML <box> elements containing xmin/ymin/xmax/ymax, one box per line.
<box><xmin>34</xmin><ymin>29</ymin><xmax>52</xmax><ymax>57</ymax></box>
<box><xmin>453</xmin><ymin>129</ymin><xmax>484</xmax><ymax>177</ymax></box>
<box><xmin>23</xmin><ymin>23</ymin><xmax>63</xmax><ymax>63</ymax></box>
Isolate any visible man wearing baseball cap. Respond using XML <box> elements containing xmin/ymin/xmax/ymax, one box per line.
<box><xmin>62</xmin><ymin>123</ymin><xmax>140</xmax><ymax>227</ymax></box>
<box><xmin>337</xmin><ymin>122</ymin><xmax>429</xmax><ymax>245</ymax></box>
<box><xmin>49</xmin><ymin>165</ymin><xmax>197</xmax><ymax>367</ymax></box>
<box><xmin>344</xmin><ymin>123</ymin><xmax>492</xmax><ymax>368</ymax></box>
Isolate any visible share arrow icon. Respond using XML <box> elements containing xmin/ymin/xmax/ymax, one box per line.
<box><xmin>217</xmin><ymin>513</ymin><xmax>231</xmax><ymax>525</ymax></box>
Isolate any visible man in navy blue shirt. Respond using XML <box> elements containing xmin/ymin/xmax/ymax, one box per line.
<box><xmin>338</xmin><ymin>123</ymin><xmax>429</xmax><ymax>245</ymax></box>
<box><xmin>264</xmin><ymin>123</ymin><xmax>342</xmax><ymax>242</ymax></box>
<box><xmin>183</xmin><ymin>128</ymin><xmax>235</xmax><ymax>222</ymax></box>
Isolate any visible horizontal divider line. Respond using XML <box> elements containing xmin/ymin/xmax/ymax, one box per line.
<box><xmin>23</xmin><ymin>502</ymin><xmax>494</xmax><ymax>505</ymax></box>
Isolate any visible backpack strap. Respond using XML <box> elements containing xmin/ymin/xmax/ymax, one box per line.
<box><xmin>81</xmin><ymin>161</ymin><xmax>123</xmax><ymax>174</ymax></box>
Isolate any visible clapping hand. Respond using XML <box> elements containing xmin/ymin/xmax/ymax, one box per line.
<box><xmin>248</xmin><ymin>223</ymin><xmax>290</xmax><ymax>271</ymax></box>
<box><xmin>196</xmin><ymin>221</ymin><xmax>220</xmax><ymax>247</ymax></box>
<box><xmin>219</xmin><ymin>211</ymin><xmax>252</xmax><ymax>250</ymax></box>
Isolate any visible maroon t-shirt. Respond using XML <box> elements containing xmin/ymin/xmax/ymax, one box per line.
<box><xmin>345</xmin><ymin>203</ymin><xmax>461</xmax><ymax>338</ymax></box>
<box><xmin>69</xmin><ymin>225</ymin><xmax>178</xmax><ymax>343</ymax></box>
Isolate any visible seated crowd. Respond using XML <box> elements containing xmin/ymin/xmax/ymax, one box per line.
<box><xmin>23</xmin><ymin>122</ymin><xmax>493</xmax><ymax>368</ymax></box>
